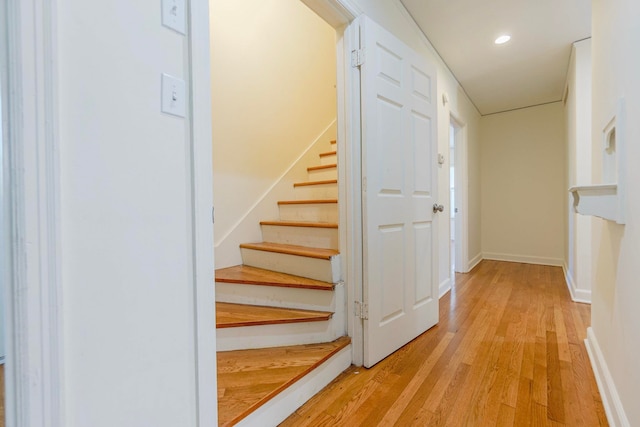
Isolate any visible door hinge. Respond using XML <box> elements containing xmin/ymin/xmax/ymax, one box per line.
<box><xmin>212</xmin><ymin>206</ymin><xmax>215</xmax><ymax>224</ymax></box>
<box><xmin>351</xmin><ymin>49</ymin><xmax>365</xmax><ymax>68</ymax></box>
<box><xmin>354</xmin><ymin>301</ymin><xmax>368</xmax><ymax>320</ymax></box>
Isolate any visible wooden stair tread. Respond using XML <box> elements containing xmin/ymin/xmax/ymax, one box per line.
<box><xmin>239</xmin><ymin>242</ymin><xmax>339</xmax><ymax>260</ymax></box>
<box><xmin>215</xmin><ymin>265</ymin><xmax>334</xmax><ymax>290</ymax></box>
<box><xmin>293</xmin><ymin>179</ymin><xmax>337</xmax><ymax>187</ymax></box>
<box><xmin>278</xmin><ymin>199</ymin><xmax>337</xmax><ymax>205</ymax></box>
<box><xmin>259</xmin><ymin>220</ymin><xmax>338</xmax><ymax>229</ymax></box>
<box><xmin>319</xmin><ymin>150</ymin><xmax>337</xmax><ymax>157</ymax></box>
<box><xmin>216</xmin><ymin>302</ymin><xmax>332</xmax><ymax>328</ymax></box>
<box><xmin>217</xmin><ymin>336</ymin><xmax>351</xmax><ymax>426</ymax></box>
<box><xmin>307</xmin><ymin>163</ymin><xmax>337</xmax><ymax>172</ymax></box>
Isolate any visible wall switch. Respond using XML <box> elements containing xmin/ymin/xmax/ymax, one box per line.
<box><xmin>162</xmin><ymin>0</ymin><xmax>186</xmax><ymax>35</ymax></box>
<box><xmin>161</xmin><ymin>73</ymin><xmax>186</xmax><ymax>118</ymax></box>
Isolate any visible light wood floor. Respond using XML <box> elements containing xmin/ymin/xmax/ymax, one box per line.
<box><xmin>281</xmin><ymin>260</ymin><xmax>608</xmax><ymax>426</ymax></box>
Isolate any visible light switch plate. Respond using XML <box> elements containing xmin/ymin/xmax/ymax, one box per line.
<box><xmin>161</xmin><ymin>73</ymin><xmax>186</xmax><ymax>118</ymax></box>
<box><xmin>162</xmin><ymin>0</ymin><xmax>186</xmax><ymax>35</ymax></box>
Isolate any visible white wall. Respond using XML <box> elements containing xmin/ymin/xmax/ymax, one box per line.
<box><xmin>57</xmin><ymin>1</ymin><xmax>213</xmax><ymax>425</ymax></box>
<box><xmin>211</xmin><ymin>0</ymin><xmax>337</xmax><ymax>262</ymax></box>
<box><xmin>587</xmin><ymin>0</ymin><xmax>640</xmax><ymax>424</ymax></box>
<box><xmin>564</xmin><ymin>39</ymin><xmax>594</xmax><ymax>302</ymax></box>
<box><xmin>480</xmin><ymin>103</ymin><xmax>566</xmax><ymax>265</ymax></box>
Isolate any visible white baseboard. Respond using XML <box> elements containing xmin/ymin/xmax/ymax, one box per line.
<box><xmin>585</xmin><ymin>328</ymin><xmax>630</xmax><ymax>427</ymax></box>
<box><xmin>562</xmin><ymin>263</ymin><xmax>592</xmax><ymax>304</ymax></box>
<box><xmin>482</xmin><ymin>252</ymin><xmax>563</xmax><ymax>267</ymax></box>
<box><xmin>467</xmin><ymin>253</ymin><xmax>483</xmax><ymax>272</ymax></box>
<box><xmin>439</xmin><ymin>277</ymin><xmax>451</xmax><ymax>299</ymax></box>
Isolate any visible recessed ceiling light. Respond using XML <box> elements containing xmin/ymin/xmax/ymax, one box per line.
<box><xmin>495</xmin><ymin>35</ymin><xmax>511</xmax><ymax>45</ymax></box>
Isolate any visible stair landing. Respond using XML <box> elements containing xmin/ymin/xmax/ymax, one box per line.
<box><xmin>217</xmin><ymin>336</ymin><xmax>351</xmax><ymax>426</ymax></box>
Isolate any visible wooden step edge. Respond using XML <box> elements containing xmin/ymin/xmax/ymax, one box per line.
<box><xmin>307</xmin><ymin>163</ymin><xmax>337</xmax><ymax>172</ymax></box>
<box><xmin>223</xmin><ymin>336</ymin><xmax>351</xmax><ymax>426</ymax></box>
<box><xmin>259</xmin><ymin>220</ymin><xmax>338</xmax><ymax>229</ymax></box>
<box><xmin>215</xmin><ymin>266</ymin><xmax>335</xmax><ymax>291</ymax></box>
<box><xmin>239</xmin><ymin>242</ymin><xmax>339</xmax><ymax>260</ymax></box>
<box><xmin>319</xmin><ymin>151</ymin><xmax>337</xmax><ymax>157</ymax></box>
<box><xmin>216</xmin><ymin>302</ymin><xmax>332</xmax><ymax>329</ymax></box>
<box><xmin>293</xmin><ymin>179</ymin><xmax>337</xmax><ymax>188</ymax></box>
<box><xmin>278</xmin><ymin>199</ymin><xmax>338</xmax><ymax>205</ymax></box>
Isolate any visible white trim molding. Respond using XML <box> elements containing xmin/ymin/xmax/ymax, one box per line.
<box><xmin>585</xmin><ymin>328</ymin><xmax>630</xmax><ymax>427</ymax></box>
<box><xmin>438</xmin><ymin>278</ymin><xmax>451</xmax><ymax>298</ymax></box>
<box><xmin>3</xmin><ymin>0</ymin><xmax>64</xmax><ymax>425</ymax></box>
<box><xmin>467</xmin><ymin>253</ymin><xmax>483</xmax><ymax>272</ymax></box>
<box><xmin>482</xmin><ymin>252</ymin><xmax>564</xmax><ymax>267</ymax></box>
<box><xmin>562</xmin><ymin>263</ymin><xmax>592</xmax><ymax>304</ymax></box>
<box><xmin>187</xmin><ymin>0</ymin><xmax>218</xmax><ymax>424</ymax></box>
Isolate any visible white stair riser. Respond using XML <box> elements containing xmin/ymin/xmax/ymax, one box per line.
<box><xmin>319</xmin><ymin>153</ymin><xmax>337</xmax><ymax>166</ymax></box>
<box><xmin>240</xmin><ymin>248</ymin><xmax>340</xmax><ymax>283</ymax></box>
<box><xmin>216</xmin><ymin>320</ymin><xmax>338</xmax><ymax>351</ymax></box>
<box><xmin>235</xmin><ymin>344</ymin><xmax>352</xmax><ymax>427</ymax></box>
<box><xmin>308</xmin><ymin>167</ymin><xmax>337</xmax><ymax>181</ymax></box>
<box><xmin>278</xmin><ymin>203</ymin><xmax>338</xmax><ymax>222</ymax></box>
<box><xmin>294</xmin><ymin>183</ymin><xmax>338</xmax><ymax>200</ymax></box>
<box><xmin>261</xmin><ymin>224</ymin><xmax>339</xmax><ymax>250</ymax></box>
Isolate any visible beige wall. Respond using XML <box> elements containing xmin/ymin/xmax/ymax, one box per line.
<box><xmin>588</xmin><ymin>0</ymin><xmax>640</xmax><ymax>424</ymax></box>
<box><xmin>210</xmin><ymin>0</ymin><xmax>337</xmax><ymax>252</ymax></box>
<box><xmin>480</xmin><ymin>103</ymin><xmax>566</xmax><ymax>265</ymax></box>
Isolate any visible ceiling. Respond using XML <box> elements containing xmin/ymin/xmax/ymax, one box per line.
<box><xmin>400</xmin><ymin>0</ymin><xmax>591</xmax><ymax>115</ymax></box>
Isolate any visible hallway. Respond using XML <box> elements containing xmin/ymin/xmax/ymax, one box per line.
<box><xmin>281</xmin><ymin>260</ymin><xmax>607</xmax><ymax>426</ymax></box>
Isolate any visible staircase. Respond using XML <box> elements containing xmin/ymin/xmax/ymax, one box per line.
<box><xmin>215</xmin><ymin>139</ymin><xmax>351</xmax><ymax>426</ymax></box>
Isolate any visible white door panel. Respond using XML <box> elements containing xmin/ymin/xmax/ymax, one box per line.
<box><xmin>361</xmin><ymin>16</ymin><xmax>439</xmax><ymax>368</ymax></box>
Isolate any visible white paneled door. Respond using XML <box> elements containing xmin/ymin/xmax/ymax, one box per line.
<box><xmin>360</xmin><ymin>16</ymin><xmax>439</xmax><ymax>368</ymax></box>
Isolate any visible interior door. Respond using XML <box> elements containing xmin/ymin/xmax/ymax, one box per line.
<box><xmin>360</xmin><ymin>16</ymin><xmax>439</xmax><ymax>367</ymax></box>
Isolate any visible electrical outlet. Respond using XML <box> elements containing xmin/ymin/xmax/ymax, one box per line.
<box><xmin>161</xmin><ymin>73</ymin><xmax>186</xmax><ymax>118</ymax></box>
<box><xmin>162</xmin><ymin>0</ymin><xmax>186</xmax><ymax>35</ymax></box>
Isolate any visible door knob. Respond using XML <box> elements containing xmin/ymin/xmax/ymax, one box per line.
<box><xmin>433</xmin><ymin>204</ymin><xmax>444</xmax><ymax>213</ymax></box>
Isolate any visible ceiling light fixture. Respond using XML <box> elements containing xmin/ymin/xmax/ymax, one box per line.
<box><xmin>495</xmin><ymin>35</ymin><xmax>511</xmax><ymax>45</ymax></box>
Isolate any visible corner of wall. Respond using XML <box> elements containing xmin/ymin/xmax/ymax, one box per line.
<box><xmin>585</xmin><ymin>327</ymin><xmax>631</xmax><ymax>427</ymax></box>
<box><xmin>467</xmin><ymin>253</ymin><xmax>483</xmax><ymax>272</ymax></box>
<box><xmin>562</xmin><ymin>262</ymin><xmax>592</xmax><ymax>304</ymax></box>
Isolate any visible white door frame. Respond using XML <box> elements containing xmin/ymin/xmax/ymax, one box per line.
<box><xmin>2</xmin><ymin>0</ymin><xmax>64</xmax><ymax>425</ymax></box>
<box><xmin>449</xmin><ymin>113</ymin><xmax>470</xmax><ymax>273</ymax></box>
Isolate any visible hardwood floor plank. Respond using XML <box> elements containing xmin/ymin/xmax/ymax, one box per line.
<box><xmin>280</xmin><ymin>261</ymin><xmax>608</xmax><ymax>427</ymax></box>
<box><xmin>546</xmin><ymin>331</ymin><xmax>566</xmax><ymax>423</ymax></box>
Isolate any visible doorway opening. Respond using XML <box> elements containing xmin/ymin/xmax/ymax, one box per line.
<box><xmin>449</xmin><ymin>116</ymin><xmax>466</xmax><ymax>276</ymax></box>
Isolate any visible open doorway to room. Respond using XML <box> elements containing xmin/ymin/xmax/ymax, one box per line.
<box><xmin>208</xmin><ymin>0</ymin><xmax>359</xmax><ymax>423</ymax></box>
<box><xmin>449</xmin><ymin>116</ymin><xmax>466</xmax><ymax>276</ymax></box>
